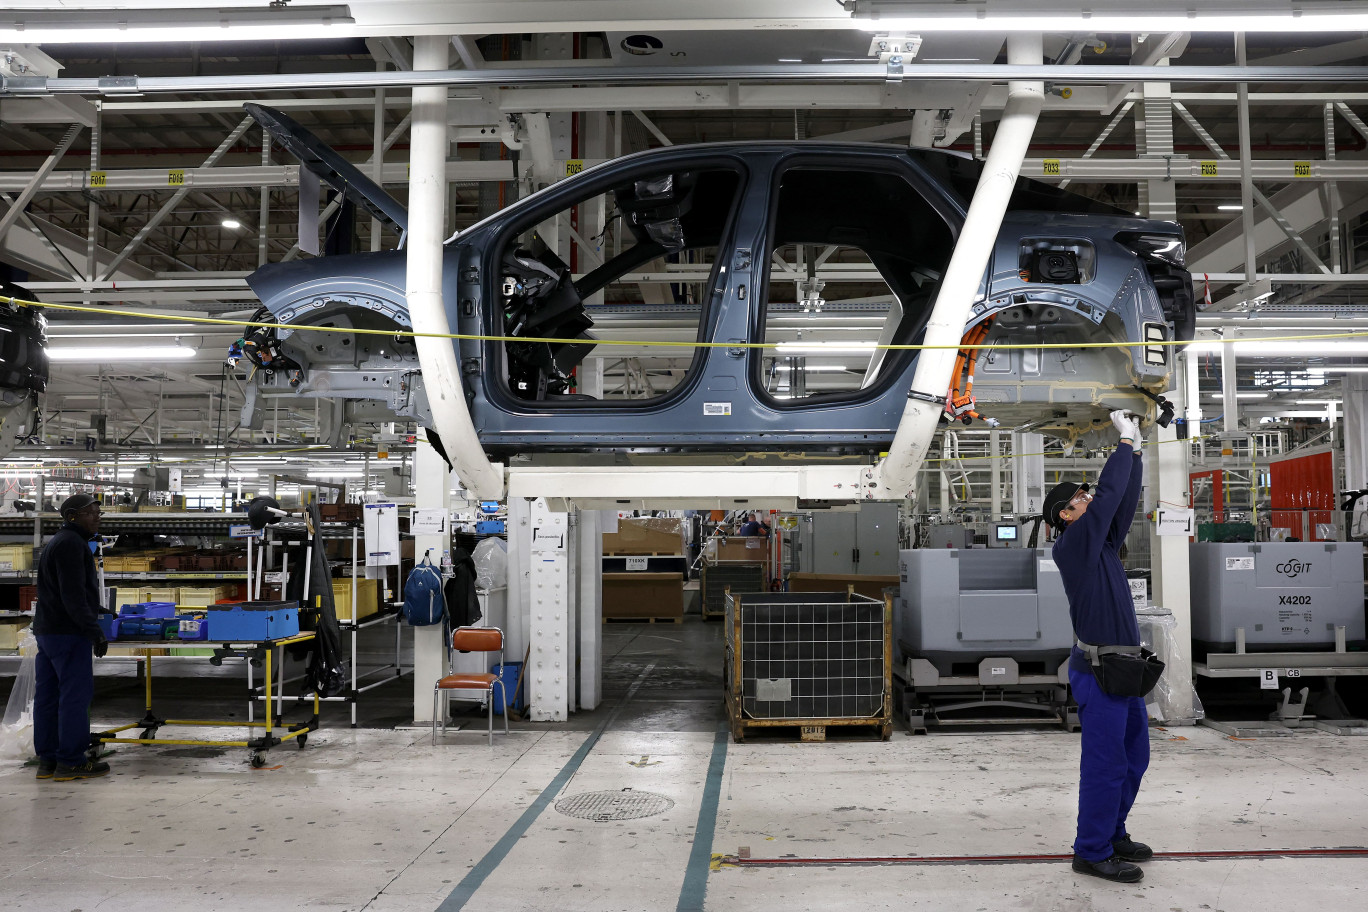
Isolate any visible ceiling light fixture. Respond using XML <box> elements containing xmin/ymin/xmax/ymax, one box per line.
<box><xmin>48</xmin><ymin>344</ymin><xmax>196</xmax><ymax>361</ymax></box>
<box><xmin>847</xmin><ymin>2</ymin><xmax>1368</xmax><ymax>32</ymax></box>
<box><xmin>1217</xmin><ymin>204</ymin><xmax>1244</xmax><ymax>211</ymax></box>
<box><xmin>221</xmin><ymin>218</ymin><xmax>242</xmax><ymax>230</ymax></box>
<box><xmin>1185</xmin><ymin>340</ymin><xmax>1368</xmax><ymax>356</ymax></box>
<box><xmin>0</xmin><ymin>5</ymin><xmax>354</xmax><ymax>42</ymax></box>
<box><xmin>1207</xmin><ymin>392</ymin><xmax>1270</xmax><ymax>400</ymax></box>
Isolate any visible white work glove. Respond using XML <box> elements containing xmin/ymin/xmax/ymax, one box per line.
<box><xmin>1109</xmin><ymin>409</ymin><xmax>1141</xmax><ymax>443</ymax></box>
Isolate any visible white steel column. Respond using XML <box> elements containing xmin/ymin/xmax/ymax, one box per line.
<box><xmin>576</xmin><ymin>509</ymin><xmax>603</xmax><ymax>711</ymax></box>
<box><xmin>1343</xmin><ymin>375</ymin><xmax>1368</xmax><ymax>530</ymax></box>
<box><xmin>1146</xmin><ymin>413</ymin><xmax>1196</xmax><ymax>723</ymax></box>
<box><xmin>1220</xmin><ymin>339</ymin><xmax>1239</xmax><ymax>435</ymax></box>
<box><xmin>870</xmin><ymin>32</ymin><xmax>1043</xmax><ymax>498</ymax></box>
<box><xmin>1010</xmin><ymin>431</ymin><xmax>1045</xmax><ymax>516</ymax></box>
<box><xmin>528</xmin><ymin>498</ymin><xmax>571</xmax><ymax>721</ymax></box>
<box><xmin>405</xmin><ymin>34</ymin><xmax>502</xmax><ymax>500</ymax></box>
<box><xmin>989</xmin><ymin>428</ymin><xmax>1002</xmax><ymax>520</ymax></box>
<box><xmin>411</xmin><ymin>435</ymin><xmax>452</xmax><ymax>722</ymax></box>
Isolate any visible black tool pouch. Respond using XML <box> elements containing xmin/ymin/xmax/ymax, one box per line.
<box><xmin>1093</xmin><ymin>648</ymin><xmax>1166</xmax><ymax>698</ymax></box>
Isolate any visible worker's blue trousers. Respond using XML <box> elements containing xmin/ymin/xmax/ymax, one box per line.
<box><xmin>34</xmin><ymin>635</ymin><xmax>94</xmax><ymax>768</ymax></box>
<box><xmin>1069</xmin><ymin>666</ymin><xmax>1150</xmax><ymax>862</ymax></box>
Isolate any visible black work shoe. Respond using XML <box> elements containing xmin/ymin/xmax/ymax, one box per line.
<box><xmin>1072</xmin><ymin>854</ymin><xmax>1144</xmax><ymax>883</ymax></box>
<box><xmin>52</xmin><ymin>760</ymin><xmax>110</xmax><ymax>782</ymax></box>
<box><xmin>35</xmin><ymin>759</ymin><xmax>56</xmax><ymax>780</ymax></box>
<box><xmin>1112</xmin><ymin>836</ymin><xmax>1154</xmax><ymax>862</ymax></box>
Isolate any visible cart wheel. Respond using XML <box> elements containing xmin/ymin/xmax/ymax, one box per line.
<box><xmin>140</xmin><ymin>729</ymin><xmax>156</xmax><ymax>740</ymax></box>
<box><xmin>250</xmin><ymin>752</ymin><xmax>266</xmax><ymax>769</ymax></box>
<box><xmin>296</xmin><ymin>734</ymin><xmax>308</xmax><ymax>749</ymax></box>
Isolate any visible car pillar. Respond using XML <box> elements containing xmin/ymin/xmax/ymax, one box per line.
<box><xmin>868</xmin><ymin>32</ymin><xmax>1045</xmax><ymax>499</ymax></box>
<box><xmin>405</xmin><ymin>34</ymin><xmax>503</xmax><ymax>500</ymax></box>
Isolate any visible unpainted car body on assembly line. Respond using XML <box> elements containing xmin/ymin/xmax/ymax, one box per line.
<box><xmin>239</xmin><ymin>105</ymin><xmax>1194</xmax><ymax>458</ymax></box>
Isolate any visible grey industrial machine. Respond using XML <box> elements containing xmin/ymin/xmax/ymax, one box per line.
<box><xmin>894</xmin><ymin>548</ymin><xmax>1077</xmax><ymax>731</ymax></box>
<box><xmin>795</xmin><ymin>503</ymin><xmax>901</xmax><ymax>575</ymax></box>
<box><xmin>897</xmin><ymin>548</ymin><xmax>1073</xmax><ymax>671</ymax></box>
<box><xmin>1189</xmin><ymin>542</ymin><xmax>1366</xmax><ymax>652</ymax></box>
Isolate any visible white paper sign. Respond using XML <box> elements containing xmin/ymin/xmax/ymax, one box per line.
<box><xmin>364</xmin><ymin>502</ymin><xmax>400</xmax><ymax>567</ymax></box>
<box><xmin>1156</xmin><ymin>506</ymin><xmax>1195</xmax><ymax>536</ymax></box>
<box><xmin>1225</xmin><ymin>556</ymin><xmax>1254</xmax><ymax>571</ymax></box>
<box><xmin>1259</xmin><ymin>669</ymin><xmax>1280</xmax><ymax>690</ymax></box>
<box><xmin>625</xmin><ymin>556</ymin><xmax>648</xmax><ymax>571</ymax></box>
<box><xmin>1129</xmin><ymin>578</ymin><xmax>1147</xmax><ymax>609</ymax></box>
<box><xmin>410</xmin><ymin>507</ymin><xmax>447</xmax><ymax>536</ymax></box>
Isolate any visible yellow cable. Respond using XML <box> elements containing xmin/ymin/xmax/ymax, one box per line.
<box><xmin>8</xmin><ymin>293</ymin><xmax>1368</xmax><ymax>354</ymax></box>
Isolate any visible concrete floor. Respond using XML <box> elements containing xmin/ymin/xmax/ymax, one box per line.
<box><xmin>2</xmin><ymin>618</ymin><xmax>1367</xmax><ymax>911</ymax></box>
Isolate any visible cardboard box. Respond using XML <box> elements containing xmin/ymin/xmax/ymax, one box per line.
<box><xmin>711</xmin><ymin>537</ymin><xmax>770</xmax><ymax>564</ymax></box>
<box><xmin>331</xmin><ymin>577</ymin><xmax>380</xmax><ymax>623</ymax></box>
<box><xmin>785</xmin><ymin>573</ymin><xmax>899</xmax><ymax>602</ymax></box>
<box><xmin>602</xmin><ymin>517</ymin><xmax>685</xmax><ymax>555</ymax></box>
<box><xmin>602</xmin><ymin>572</ymin><xmax>684</xmax><ymax>620</ymax></box>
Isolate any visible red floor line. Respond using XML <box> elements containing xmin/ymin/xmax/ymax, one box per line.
<box><xmin>722</xmin><ymin>848</ymin><xmax>1368</xmax><ymax>867</ymax></box>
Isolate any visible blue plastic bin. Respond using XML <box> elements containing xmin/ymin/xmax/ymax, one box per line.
<box><xmin>177</xmin><ymin>616</ymin><xmax>209</xmax><ymax>640</ymax></box>
<box><xmin>118</xmin><ymin>602</ymin><xmax>176</xmax><ymax>619</ymax></box>
<box><xmin>491</xmin><ymin>662</ymin><xmax>524</xmax><ymax>715</ymax></box>
<box><xmin>475</xmin><ymin>519</ymin><xmax>506</xmax><ymax>535</ymax></box>
<box><xmin>204</xmin><ymin>604</ymin><xmax>299</xmax><ymax>641</ymax></box>
<box><xmin>97</xmin><ymin>614</ymin><xmax>121</xmax><ymax>640</ymax></box>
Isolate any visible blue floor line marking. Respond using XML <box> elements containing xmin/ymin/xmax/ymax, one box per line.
<box><xmin>435</xmin><ymin>729</ymin><xmax>603</xmax><ymax>911</ymax></box>
<box><xmin>435</xmin><ymin>662</ymin><xmax>656</xmax><ymax>911</ymax></box>
<box><xmin>676</xmin><ymin>727</ymin><xmax>729</xmax><ymax>912</ymax></box>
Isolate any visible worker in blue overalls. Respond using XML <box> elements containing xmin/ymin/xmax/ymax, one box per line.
<box><xmin>1043</xmin><ymin>410</ymin><xmax>1151</xmax><ymax>884</ymax></box>
<box><xmin>33</xmin><ymin>493</ymin><xmax>110</xmax><ymax>782</ymax></box>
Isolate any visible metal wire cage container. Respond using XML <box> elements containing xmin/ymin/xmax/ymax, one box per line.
<box><xmin>724</xmin><ymin>590</ymin><xmax>892</xmax><ymax>741</ymax></box>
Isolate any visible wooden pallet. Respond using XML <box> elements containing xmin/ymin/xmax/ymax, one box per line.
<box><xmin>603</xmin><ymin>615</ymin><xmax>684</xmax><ymax>625</ymax></box>
<box><xmin>727</xmin><ymin>710</ymin><xmax>893</xmax><ymax>744</ymax></box>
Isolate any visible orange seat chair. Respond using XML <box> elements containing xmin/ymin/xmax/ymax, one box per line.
<box><xmin>432</xmin><ymin>626</ymin><xmax>509</xmax><ymax>746</ymax></box>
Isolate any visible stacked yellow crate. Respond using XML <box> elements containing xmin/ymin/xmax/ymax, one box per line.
<box><xmin>331</xmin><ymin>577</ymin><xmax>380</xmax><ymax>623</ymax></box>
<box><xmin>0</xmin><ymin>544</ymin><xmax>34</xmax><ymax>572</ymax></box>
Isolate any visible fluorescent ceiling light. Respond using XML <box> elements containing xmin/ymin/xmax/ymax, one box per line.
<box><xmin>1217</xmin><ymin>204</ymin><xmax>1244</xmax><ymax>211</ymax></box>
<box><xmin>221</xmin><ymin>218</ymin><xmax>242</xmax><ymax>230</ymax></box>
<box><xmin>1321</xmin><ymin>367</ymin><xmax>1368</xmax><ymax>373</ymax></box>
<box><xmin>49</xmin><ymin>344</ymin><xmax>196</xmax><ymax>361</ymax></box>
<box><xmin>1294</xmin><ymin>400</ymin><xmax>1342</xmax><ymax>406</ymax></box>
<box><xmin>306</xmin><ymin>469</ymin><xmax>365</xmax><ymax>478</ymax></box>
<box><xmin>853</xmin><ymin>6</ymin><xmax>1368</xmax><ymax>32</ymax></box>
<box><xmin>0</xmin><ymin>5</ymin><xmax>354</xmax><ymax>42</ymax></box>
<box><xmin>775</xmin><ymin>342</ymin><xmax>877</xmax><ymax>354</ymax></box>
<box><xmin>1186</xmin><ymin>340</ymin><xmax>1368</xmax><ymax>356</ymax></box>
<box><xmin>1208</xmin><ymin>392</ymin><xmax>1269</xmax><ymax>400</ymax></box>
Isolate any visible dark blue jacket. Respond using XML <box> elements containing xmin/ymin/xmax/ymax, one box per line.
<box><xmin>33</xmin><ymin>521</ymin><xmax>105</xmax><ymax>644</ymax></box>
<box><xmin>1052</xmin><ymin>443</ymin><xmax>1145</xmax><ymax>676</ymax></box>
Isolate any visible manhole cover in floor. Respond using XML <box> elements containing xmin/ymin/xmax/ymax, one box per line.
<box><xmin>554</xmin><ymin>789</ymin><xmax>675</xmax><ymax>822</ymax></box>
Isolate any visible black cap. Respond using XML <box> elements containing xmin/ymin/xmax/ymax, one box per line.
<box><xmin>1043</xmin><ymin>481</ymin><xmax>1090</xmax><ymax>530</ymax></box>
<box><xmin>59</xmin><ymin>493</ymin><xmax>98</xmax><ymax>519</ymax></box>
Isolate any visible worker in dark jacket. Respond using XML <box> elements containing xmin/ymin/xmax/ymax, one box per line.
<box><xmin>1045</xmin><ymin>410</ymin><xmax>1149</xmax><ymax>884</ymax></box>
<box><xmin>32</xmin><ymin>493</ymin><xmax>110</xmax><ymax>781</ymax></box>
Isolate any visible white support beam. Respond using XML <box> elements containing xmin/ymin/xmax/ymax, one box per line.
<box><xmin>0</xmin><ymin>122</ymin><xmax>82</xmax><ymax>240</ymax></box>
<box><xmin>508</xmin><ymin>464</ymin><xmax>867</xmax><ymax>511</ymax></box>
<box><xmin>527</xmin><ymin>498</ymin><xmax>570</xmax><ymax>722</ymax></box>
<box><xmin>1145</xmin><ymin>413</ymin><xmax>1196</xmax><ymax>724</ymax></box>
<box><xmin>99</xmin><ymin>116</ymin><xmax>254</xmax><ymax>279</ymax></box>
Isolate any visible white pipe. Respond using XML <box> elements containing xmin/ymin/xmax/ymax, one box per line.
<box><xmin>867</xmin><ymin>33</ymin><xmax>1044</xmax><ymax>499</ymax></box>
<box><xmin>405</xmin><ymin>35</ymin><xmax>503</xmax><ymax>500</ymax></box>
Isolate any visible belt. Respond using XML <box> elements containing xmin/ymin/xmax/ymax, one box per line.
<box><xmin>1075</xmin><ymin>639</ymin><xmax>1142</xmax><ymax>667</ymax></box>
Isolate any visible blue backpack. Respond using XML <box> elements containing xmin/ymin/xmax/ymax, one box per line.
<box><xmin>403</xmin><ymin>555</ymin><xmax>446</xmax><ymax>626</ymax></box>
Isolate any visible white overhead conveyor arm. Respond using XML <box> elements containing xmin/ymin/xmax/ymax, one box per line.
<box><xmin>406</xmin><ymin>34</ymin><xmax>503</xmax><ymax>501</ymax></box>
<box><xmin>865</xmin><ymin>32</ymin><xmax>1044</xmax><ymax>500</ymax></box>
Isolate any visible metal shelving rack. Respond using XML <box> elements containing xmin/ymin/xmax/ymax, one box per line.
<box><xmin>246</xmin><ymin>519</ymin><xmax>409</xmax><ymax>727</ymax></box>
